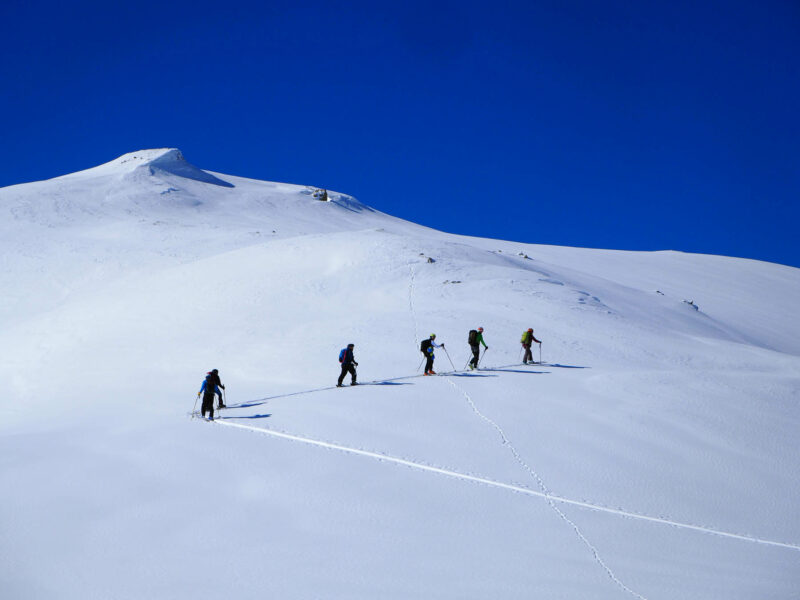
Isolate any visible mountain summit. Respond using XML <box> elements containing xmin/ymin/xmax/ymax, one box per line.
<box><xmin>1</xmin><ymin>148</ymin><xmax>385</xmax><ymax>236</ymax></box>
<box><xmin>61</xmin><ymin>148</ymin><xmax>234</xmax><ymax>187</ymax></box>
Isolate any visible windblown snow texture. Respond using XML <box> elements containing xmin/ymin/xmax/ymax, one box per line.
<box><xmin>1</xmin><ymin>149</ymin><xmax>798</xmax><ymax>599</ymax></box>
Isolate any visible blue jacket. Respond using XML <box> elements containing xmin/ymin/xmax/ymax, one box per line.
<box><xmin>339</xmin><ymin>347</ymin><xmax>356</xmax><ymax>365</ymax></box>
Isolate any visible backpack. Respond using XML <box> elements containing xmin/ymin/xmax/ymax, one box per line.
<box><xmin>420</xmin><ymin>338</ymin><xmax>432</xmax><ymax>353</ymax></box>
<box><xmin>468</xmin><ymin>329</ymin><xmax>477</xmax><ymax>344</ymax></box>
<box><xmin>201</xmin><ymin>374</ymin><xmax>214</xmax><ymax>396</ymax></box>
<box><xmin>339</xmin><ymin>348</ymin><xmax>346</xmax><ymax>363</ymax></box>
<box><xmin>521</xmin><ymin>331</ymin><xmax>531</xmax><ymax>344</ymax></box>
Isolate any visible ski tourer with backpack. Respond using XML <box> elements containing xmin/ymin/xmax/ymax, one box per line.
<box><xmin>337</xmin><ymin>344</ymin><xmax>359</xmax><ymax>387</ymax></box>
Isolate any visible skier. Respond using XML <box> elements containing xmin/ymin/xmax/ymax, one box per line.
<box><xmin>521</xmin><ymin>328</ymin><xmax>542</xmax><ymax>364</ymax></box>
<box><xmin>421</xmin><ymin>334</ymin><xmax>444</xmax><ymax>375</ymax></box>
<box><xmin>467</xmin><ymin>327</ymin><xmax>488</xmax><ymax>370</ymax></box>
<box><xmin>197</xmin><ymin>368</ymin><xmax>225</xmax><ymax>420</ymax></box>
<box><xmin>337</xmin><ymin>343</ymin><xmax>358</xmax><ymax>387</ymax></box>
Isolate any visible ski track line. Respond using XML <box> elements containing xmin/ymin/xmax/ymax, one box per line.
<box><xmin>443</xmin><ymin>378</ymin><xmax>647</xmax><ymax>600</ymax></box>
<box><xmin>216</xmin><ymin>366</ymin><xmax>800</xmax><ymax>554</ymax></box>
<box><xmin>208</xmin><ymin>418</ymin><xmax>800</xmax><ymax>555</ymax></box>
<box><xmin>407</xmin><ymin>261</ymin><xmax>420</xmax><ymax>347</ymax></box>
<box><xmin>219</xmin><ymin>366</ymin><xmax>511</xmax><ymax>410</ymax></box>
<box><xmin>406</xmin><ymin>251</ymin><xmax>644</xmax><ymax>598</ymax></box>
<box><xmin>402</xmin><ymin>259</ymin><xmax>644</xmax><ymax>597</ymax></box>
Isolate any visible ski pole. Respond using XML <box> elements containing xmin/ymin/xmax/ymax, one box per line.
<box><xmin>478</xmin><ymin>348</ymin><xmax>488</xmax><ymax>368</ymax></box>
<box><xmin>539</xmin><ymin>343</ymin><xmax>542</xmax><ymax>364</ymax></box>
<box><xmin>223</xmin><ymin>387</ymin><xmax>227</xmax><ymax>408</ymax></box>
<box><xmin>443</xmin><ymin>347</ymin><xmax>456</xmax><ymax>372</ymax></box>
<box><xmin>192</xmin><ymin>393</ymin><xmax>199</xmax><ymax>417</ymax></box>
<box><xmin>518</xmin><ymin>346</ymin><xmax>523</xmax><ymax>363</ymax></box>
<box><xmin>417</xmin><ymin>356</ymin><xmax>425</xmax><ymax>372</ymax></box>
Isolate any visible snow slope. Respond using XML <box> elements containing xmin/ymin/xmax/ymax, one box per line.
<box><xmin>1</xmin><ymin>149</ymin><xmax>798</xmax><ymax>599</ymax></box>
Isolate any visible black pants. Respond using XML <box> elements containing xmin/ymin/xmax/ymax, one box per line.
<box><xmin>338</xmin><ymin>363</ymin><xmax>356</xmax><ymax>385</ymax></box>
<box><xmin>522</xmin><ymin>343</ymin><xmax>533</xmax><ymax>363</ymax></box>
<box><xmin>424</xmin><ymin>353</ymin><xmax>434</xmax><ymax>373</ymax></box>
<box><xmin>201</xmin><ymin>392</ymin><xmax>215</xmax><ymax>419</ymax></box>
<box><xmin>469</xmin><ymin>344</ymin><xmax>480</xmax><ymax>367</ymax></box>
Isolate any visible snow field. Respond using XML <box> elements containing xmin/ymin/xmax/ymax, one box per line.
<box><xmin>1</xmin><ymin>149</ymin><xmax>799</xmax><ymax>599</ymax></box>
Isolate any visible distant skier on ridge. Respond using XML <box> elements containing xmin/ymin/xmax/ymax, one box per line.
<box><xmin>421</xmin><ymin>334</ymin><xmax>444</xmax><ymax>375</ymax></box>
<box><xmin>197</xmin><ymin>368</ymin><xmax>225</xmax><ymax>420</ymax></box>
<box><xmin>521</xmin><ymin>328</ymin><xmax>542</xmax><ymax>364</ymax></box>
<box><xmin>337</xmin><ymin>343</ymin><xmax>358</xmax><ymax>387</ymax></box>
<box><xmin>467</xmin><ymin>327</ymin><xmax>488</xmax><ymax>370</ymax></box>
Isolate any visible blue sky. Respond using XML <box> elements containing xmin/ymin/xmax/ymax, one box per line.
<box><xmin>2</xmin><ymin>0</ymin><xmax>798</xmax><ymax>267</ymax></box>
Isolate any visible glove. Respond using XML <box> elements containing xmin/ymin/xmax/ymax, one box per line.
<box><xmin>442</xmin><ymin>343</ymin><xmax>446</xmax><ymax>347</ymax></box>
<box><xmin>485</xmin><ymin>346</ymin><xmax>489</xmax><ymax>350</ymax></box>
<box><xmin>355</xmin><ymin>362</ymin><xmax>359</xmax><ymax>366</ymax></box>
<box><xmin>221</xmin><ymin>384</ymin><xmax>225</xmax><ymax>390</ymax></box>
<box><xmin>197</xmin><ymin>392</ymin><xmax>201</xmax><ymax>398</ymax></box>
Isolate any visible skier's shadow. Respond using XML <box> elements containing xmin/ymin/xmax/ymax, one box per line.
<box><xmin>228</xmin><ymin>401</ymin><xmax>267</xmax><ymax>409</ymax></box>
<box><xmin>222</xmin><ymin>413</ymin><xmax>272</xmax><ymax>420</ymax></box>
<box><xmin>483</xmin><ymin>368</ymin><xmax>548</xmax><ymax>375</ymax></box>
<box><xmin>370</xmin><ymin>381</ymin><xmax>413</xmax><ymax>386</ymax></box>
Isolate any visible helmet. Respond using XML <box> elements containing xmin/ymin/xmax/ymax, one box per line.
<box><xmin>347</xmin><ymin>343</ymin><xmax>354</xmax><ymax>348</ymax></box>
<box><xmin>527</xmin><ymin>328</ymin><xmax>533</xmax><ymax>332</ymax></box>
<box><xmin>430</xmin><ymin>334</ymin><xmax>436</xmax><ymax>339</ymax></box>
<box><xmin>477</xmin><ymin>327</ymin><xmax>483</xmax><ymax>332</ymax></box>
<box><xmin>211</xmin><ymin>369</ymin><xmax>218</xmax><ymax>374</ymax></box>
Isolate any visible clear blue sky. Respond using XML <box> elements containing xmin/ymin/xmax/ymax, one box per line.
<box><xmin>2</xmin><ymin>0</ymin><xmax>798</xmax><ymax>267</ymax></box>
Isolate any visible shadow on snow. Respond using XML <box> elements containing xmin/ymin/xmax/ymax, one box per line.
<box><xmin>482</xmin><ymin>368</ymin><xmax>548</xmax><ymax>375</ymax></box>
<box><xmin>210</xmin><ymin>362</ymin><xmax>589</xmax><ymax>414</ymax></box>
<box><xmin>221</xmin><ymin>413</ymin><xmax>272</xmax><ymax>420</ymax></box>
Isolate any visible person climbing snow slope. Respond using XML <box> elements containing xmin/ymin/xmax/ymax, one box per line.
<box><xmin>197</xmin><ymin>368</ymin><xmax>225</xmax><ymax>420</ymax></box>
<box><xmin>421</xmin><ymin>334</ymin><xmax>444</xmax><ymax>375</ymax></box>
<box><xmin>467</xmin><ymin>327</ymin><xmax>488</xmax><ymax>370</ymax></box>
<box><xmin>521</xmin><ymin>328</ymin><xmax>542</xmax><ymax>364</ymax></box>
<box><xmin>337</xmin><ymin>343</ymin><xmax>358</xmax><ymax>387</ymax></box>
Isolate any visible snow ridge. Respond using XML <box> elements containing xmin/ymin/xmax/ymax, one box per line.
<box><xmin>144</xmin><ymin>148</ymin><xmax>233</xmax><ymax>187</ymax></box>
<box><xmin>55</xmin><ymin>148</ymin><xmax>234</xmax><ymax>187</ymax></box>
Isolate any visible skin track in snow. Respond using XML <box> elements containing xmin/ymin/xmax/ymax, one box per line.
<box><xmin>209</xmin><ymin>417</ymin><xmax>800</xmax><ymax>553</ymax></box>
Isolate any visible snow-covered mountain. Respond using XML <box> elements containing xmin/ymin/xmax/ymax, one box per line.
<box><xmin>1</xmin><ymin>149</ymin><xmax>798</xmax><ymax>599</ymax></box>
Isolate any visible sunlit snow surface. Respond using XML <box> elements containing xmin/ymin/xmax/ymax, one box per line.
<box><xmin>1</xmin><ymin>149</ymin><xmax>798</xmax><ymax>599</ymax></box>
